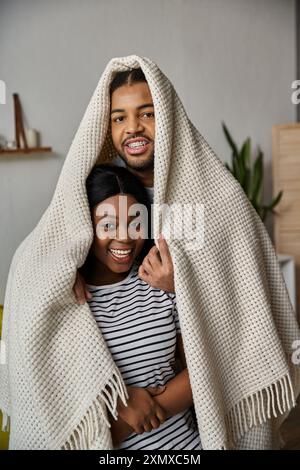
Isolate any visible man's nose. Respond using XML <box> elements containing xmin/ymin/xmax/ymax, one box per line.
<box><xmin>125</xmin><ymin>116</ymin><xmax>144</xmax><ymax>134</ymax></box>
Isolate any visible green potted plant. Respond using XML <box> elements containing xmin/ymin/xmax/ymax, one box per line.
<box><xmin>222</xmin><ymin>122</ymin><xmax>282</xmax><ymax>222</ymax></box>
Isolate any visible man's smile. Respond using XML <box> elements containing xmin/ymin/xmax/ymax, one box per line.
<box><xmin>124</xmin><ymin>140</ymin><xmax>152</xmax><ymax>155</ymax></box>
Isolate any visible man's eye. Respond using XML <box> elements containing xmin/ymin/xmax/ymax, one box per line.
<box><xmin>113</xmin><ymin>116</ymin><xmax>124</xmax><ymax>123</ymax></box>
<box><xmin>142</xmin><ymin>112</ymin><xmax>154</xmax><ymax>118</ymax></box>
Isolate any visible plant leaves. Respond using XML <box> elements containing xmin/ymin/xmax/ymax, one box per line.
<box><xmin>240</xmin><ymin>137</ymin><xmax>251</xmax><ymax>169</ymax></box>
<box><xmin>250</xmin><ymin>149</ymin><xmax>263</xmax><ymax>207</ymax></box>
<box><xmin>222</xmin><ymin>122</ymin><xmax>239</xmax><ymax>158</ymax></box>
<box><xmin>264</xmin><ymin>190</ymin><xmax>283</xmax><ymax>210</ymax></box>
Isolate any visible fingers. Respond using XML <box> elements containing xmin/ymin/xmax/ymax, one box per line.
<box><xmin>135</xmin><ymin>424</ymin><xmax>145</xmax><ymax>435</ymax></box>
<box><xmin>143</xmin><ymin>419</ymin><xmax>153</xmax><ymax>433</ymax></box>
<box><xmin>73</xmin><ymin>279</ymin><xmax>86</xmax><ymax>305</ymax></box>
<box><xmin>85</xmin><ymin>289</ymin><xmax>92</xmax><ymax>300</ymax></box>
<box><xmin>138</xmin><ymin>264</ymin><xmax>149</xmax><ymax>281</ymax></box>
<box><xmin>73</xmin><ymin>271</ymin><xmax>91</xmax><ymax>305</ymax></box>
<box><xmin>147</xmin><ymin>246</ymin><xmax>162</xmax><ymax>270</ymax></box>
<box><xmin>157</xmin><ymin>233</ymin><xmax>172</xmax><ymax>264</ymax></box>
<box><xmin>142</xmin><ymin>415</ymin><xmax>161</xmax><ymax>432</ymax></box>
<box><xmin>142</xmin><ymin>257</ymin><xmax>153</xmax><ymax>274</ymax></box>
<box><xmin>146</xmin><ymin>385</ymin><xmax>166</xmax><ymax>396</ymax></box>
<box><xmin>155</xmin><ymin>406</ymin><xmax>167</xmax><ymax>425</ymax></box>
<box><xmin>149</xmin><ymin>416</ymin><xmax>161</xmax><ymax>430</ymax></box>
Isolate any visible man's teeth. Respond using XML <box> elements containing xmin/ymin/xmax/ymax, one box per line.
<box><xmin>110</xmin><ymin>249</ymin><xmax>132</xmax><ymax>258</ymax></box>
<box><xmin>127</xmin><ymin>141</ymin><xmax>148</xmax><ymax>148</ymax></box>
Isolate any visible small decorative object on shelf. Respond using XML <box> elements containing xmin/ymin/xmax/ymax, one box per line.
<box><xmin>0</xmin><ymin>93</ymin><xmax>52</xmax><ymax>155</ymax></box>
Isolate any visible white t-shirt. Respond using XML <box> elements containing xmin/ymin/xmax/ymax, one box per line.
<box><xmin>86</xmin><ymin>262</ymin><xmax>202</xmax><ymax>450</ymax></box>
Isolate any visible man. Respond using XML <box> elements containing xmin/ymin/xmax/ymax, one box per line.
<box><xmin>73</xmin><ymin>67</ymin><xmax>174</xmax><ymax>303</ymax></box>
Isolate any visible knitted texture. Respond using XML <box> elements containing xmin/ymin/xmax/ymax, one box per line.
<box><xmin>0</xmin><ymin>55</ymin><xmax>300</xmax><ymax>450</ymax></box>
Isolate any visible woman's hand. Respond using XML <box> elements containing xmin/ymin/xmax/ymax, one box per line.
<box><xmin>73</xmin><ymin>270</ymin><xmax>92</xmax><ymax>304</ymax></box>
<box><xmin>116</xmin><ymin>385</ymin><xmax>167</xmax><ymax>434</ymax></box>
<box><xmin>138</xmin><ymin>234</ymin><xmax>175</xmax><ymax>293</ymax></box>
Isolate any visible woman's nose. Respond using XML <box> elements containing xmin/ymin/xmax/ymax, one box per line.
<box><xmin>116</xmin><ymin>224</ymin><xmax>132</xmax><ymax>241</ymax></box>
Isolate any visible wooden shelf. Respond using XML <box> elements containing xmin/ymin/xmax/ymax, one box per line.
<box><xmin>0</xmin><ymin>147</ymin><xmax>52</xmax><ymax>154</ymax></box>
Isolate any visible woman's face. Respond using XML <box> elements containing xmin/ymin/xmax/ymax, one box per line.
<box><xmin>91</xmin><ymin>193</ymin><xmax>147</xmax><ymax>273</ymax></box>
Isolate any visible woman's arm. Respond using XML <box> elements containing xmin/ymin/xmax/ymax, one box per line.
<box><xmin>151</xmin><ymin>368</ymin><xmax>193</xmax><ymax>419</ymax></box>
<box><xmin>150</xmin><ymin>334</ymin><xmax>193</xmax><ymax>418</ymax></box>
<box><xmin>108</xmin><ymin>413</ymin><xmax>134</xmax><ymax>448</ymax></box>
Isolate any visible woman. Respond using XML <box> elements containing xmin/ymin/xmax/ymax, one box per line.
<box><xmin>81</xmin><ymin>163</ymin><xmax>202</xmax><ymax>450</ymax></box>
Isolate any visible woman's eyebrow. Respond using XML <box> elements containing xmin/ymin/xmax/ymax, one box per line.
<box><xmin>111</xmin><ymin>103</ymin><xmax>154</xmax><ymax>115</ymax></box>
<box><xmin>97</xmin><ymin>214</ymin><xmax>138</xmax><ymax>220</ymax></box>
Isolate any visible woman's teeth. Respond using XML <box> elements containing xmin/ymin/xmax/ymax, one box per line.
<box><xmin>109</xmin><ymin>248</ymin><xmax>132</xmax><ymax>259</ymax></box>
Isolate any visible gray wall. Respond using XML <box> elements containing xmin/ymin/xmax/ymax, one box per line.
<box><xmin>0</xmin><ymin>0</ymin><xmax>297</xmax><ymax>304</ymax></box>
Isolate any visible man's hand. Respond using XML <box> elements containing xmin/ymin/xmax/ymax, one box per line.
<box><xmin>138</xmin><ymin>234</ymin><xmax>175</xmax><ymax>293</ymax></box>
<box><xmin>73</xmin><ymin>270</ymin><xmax>92</xmax><ymax>304</ymax></box>
<box><xmin>116</xmin><ymin>385</ymin><xmax>167</xmax><ymax>434</ymax></box>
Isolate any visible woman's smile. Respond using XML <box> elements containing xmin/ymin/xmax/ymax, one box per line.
<box><xmin>108</xmin><ymin>247</ymin><xmax>134</xmax><ymax>264</ymax></box>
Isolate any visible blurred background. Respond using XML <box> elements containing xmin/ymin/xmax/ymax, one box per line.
<box><xmin>0</xmin><ymin>0</ymin><xmax>299</xmax><ymax>449</ymax></box>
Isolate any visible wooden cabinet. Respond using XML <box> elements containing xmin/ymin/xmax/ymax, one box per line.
<box><xmin>272</xmin><ymin>124</ymin><xmax>300</xmax><ymax>320</ymax></box>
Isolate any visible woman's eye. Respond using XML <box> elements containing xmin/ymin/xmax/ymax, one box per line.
<box><xmin>129</xmin><ymin>221</ymin><xmax>141</xmax><ymax>230</ymax></box>
<box><xmin>101</xmin><ymin>222</ymin><xmax>116</xmax><ymax>231</ymax></box>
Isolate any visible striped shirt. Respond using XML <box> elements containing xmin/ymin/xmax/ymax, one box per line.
<box><xmin>86</xmin><ymin>262</ymin><xmax>202</xmax><ymax>450</ymax></box>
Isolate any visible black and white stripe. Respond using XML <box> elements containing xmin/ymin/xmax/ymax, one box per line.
<box><xmin>87</xmin><ymin>262</ymin><xmax>202</xmax><ymax>450</ymax></box>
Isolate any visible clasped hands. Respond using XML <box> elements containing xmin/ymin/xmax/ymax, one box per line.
<box><xmin>118</xmin><ymin>385</ymin><xmax>167</xmax><ymax>433</ymax></box>
<box><xmin>108</xmin><ymin>384</ymin><xmax>168</xmax><ymax>447</ymax></box>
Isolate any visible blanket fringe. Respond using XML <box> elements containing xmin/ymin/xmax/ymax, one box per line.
<box><xmin>61</xmin><ymin>370</ymin><xmax>129</xmax><ymax>450</ymax></box>
<box><xmin>225</xmin><ymin>373</ymin><xmax>296</xmax><ymax>446</ymax></box>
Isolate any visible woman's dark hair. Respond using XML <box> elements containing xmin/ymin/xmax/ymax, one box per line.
<box><xmin>110</xmin><ymin>67</ymin><xmax>147</xmax><ymax>96</ymax></box>
<box><xmin>86</xmin><ymin>163</ymin><xmax>154</xmax><ymax>261</ymax></box>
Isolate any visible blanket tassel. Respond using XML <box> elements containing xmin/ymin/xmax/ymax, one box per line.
<box><xmin>225</xmin><ymin>373</ymin><xmax>296</xmax><ymax>447</ymax></box>
<box><xmin>62</xmin><ymin>370</ymin><xmax>129</xmax><ymax>450</ymax></box>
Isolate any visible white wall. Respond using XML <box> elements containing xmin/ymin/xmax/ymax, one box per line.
<box><xmin>0</xmin><ymin>0</ymin><xmax>297</xmax><ymax>304</ymax></box>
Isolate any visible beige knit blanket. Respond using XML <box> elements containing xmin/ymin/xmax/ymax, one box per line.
<box><xmin>0</xmin><ymin>55</ymin><xmax>300</xmax><ymax>450</ymax></box>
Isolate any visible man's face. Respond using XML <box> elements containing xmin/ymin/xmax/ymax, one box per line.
<box><xmin>110</xmin><ymin>82</ymin><xmax>155</xmax><ymax>172</ymax></box>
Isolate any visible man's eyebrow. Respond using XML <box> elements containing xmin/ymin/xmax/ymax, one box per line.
<box><xmin>111</xmin><ymin>103</ymin><xmax>154</xmax><ymax>115</ymax></box>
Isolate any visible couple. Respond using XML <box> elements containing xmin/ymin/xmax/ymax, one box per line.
<box><xmin>1</xmin><ymin>55</ymin><xmax>299</xmax><ymax>450</ymax></box>
<box><xmin>73</xmin><ymin>66</ymin><xmax>202</xmax><ymax>449</ymax></box>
